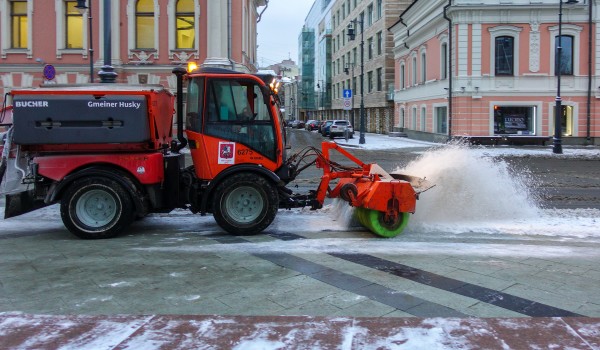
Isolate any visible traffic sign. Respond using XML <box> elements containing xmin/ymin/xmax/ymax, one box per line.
<box><xmin>343</xmin><ymin>98</ymin><xmax>352</xmax><ymax>111</ymax></box>
<box><xmin>343</xmin><ymin>89</ymin><xmax>352</xmax><ymax>98</ymax></box>
<box><xmin>43</xmin><ymin>64</ymin><xmax>56</xmax><ymax>81</ymax></box>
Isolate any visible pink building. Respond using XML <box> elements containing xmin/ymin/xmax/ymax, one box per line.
<box><xmin>0</xmin><ymin>0</ymin><xmax>265</xmax><ymax>96</ymax></box>
<box><xmin>390</xmin><ymin>0</ymin><xmax>599</xmax><ymax>145</ymax></box>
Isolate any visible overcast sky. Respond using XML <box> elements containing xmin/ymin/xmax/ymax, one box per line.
<box><xmin>257</xmin><ymin>0</ymin><xmax>315</xmax><ymax>67</ymax></box>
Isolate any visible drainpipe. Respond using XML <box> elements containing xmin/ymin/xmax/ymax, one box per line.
<box><xmin>586</xmin><ymin>0</ymin><xmax>592</xmax><ymax>142</ymax></box>
<box><xmin>443</xmin><ymin>0</ymin><xmax>453</xmax><ymax>141</ymax></box>
<box><xmin>227</xmin><ymin>0</ymin><xmax>235</xmax><ymax>70</ymax></box>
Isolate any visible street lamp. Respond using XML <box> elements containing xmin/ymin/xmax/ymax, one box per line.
<box><xmin>75</xmin><ymin>0</ymin><xmax>94</xmax><ymax>83</ymax></box>
<box><xmin>98</xmin><ymin>0</ymin><xmax>117</xmax><ymax>83</ymax></box>
<box><xmin>553</xmin><ymin>0</ymin><xmax>579</xmax><ymax>154</ymax></box>
<box><xmin>347</xmin><ymin>19</ymin><xmax>365</xmax><ymax>144</ymax></box>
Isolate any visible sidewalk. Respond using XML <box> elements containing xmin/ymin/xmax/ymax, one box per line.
<box><xmin>1</xmin><ymin>313</ymin><xmax>599</xmax><ymax>349</ymax></box>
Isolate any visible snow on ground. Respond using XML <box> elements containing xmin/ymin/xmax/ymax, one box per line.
<box><xmin>331</xmin><ymin>131</ymin><xmax>600</xmax><ymax>158</ymax></box>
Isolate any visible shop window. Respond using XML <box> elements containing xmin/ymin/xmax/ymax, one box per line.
<box><xmin>10</xmin><ymin>0</ymin><xmax>27</xmax><ymax>48</ymax></box>
<box><xmin>555</xmin><ymin>35</ymin><xmax>574</xmax><ymax>76</ymax></box>
<box><xmin>136</xmin><ymin>0</ymin><xmax>155</xmax><ymax>49</ymax></box>
<box><xmin>495</xmin><ymin>36</ymin><xmax>514</xmax><ymax>76</ymax></box>
<box><xmin>176</xmin><ymin>0</ymin><xmax>195</xmax><ymax>49</ymax></box>
<box><xmin>493</xmin><ymin>105</ymin><xmax>536</xmax><ymax>135</ymax></box>
<box><xmin>435</xmin><ymin>106</ymin><xmax>448</xmax><ymax>134</ymax></box>
<box><xmin>558</xmin><ymin>105</ymin><xmax>574</xmax><ymax>136</ymax></box>
<box><xmin>65</xmin><ymin>1</ymin><xmax>83</xmax><ymax>49</ymax></box>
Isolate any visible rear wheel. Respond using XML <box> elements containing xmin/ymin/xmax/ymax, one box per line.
<box><xmin>355</xmin><ymin>208</ymin><xmax>410</xmax><ymax>238</ymax></box>
<box><xmin>60</xmin><ymin>177</ymin><xmax>134</xmax><ymax>239</ymax></box>
<box><xmin>212</xmin><ymin>173</ymin><xmax>278</xmax><ymax>235</ymax></box>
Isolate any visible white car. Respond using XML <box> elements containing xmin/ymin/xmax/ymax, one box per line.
<box><xmin>328</xmin><ymin>120</ymin><xmax>354</xmax><ymax>139</ymax></box>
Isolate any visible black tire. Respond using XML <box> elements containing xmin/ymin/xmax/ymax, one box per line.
<box><xmin>212</xmin><ymin>173</ymin><xmax>278</xmax><ymax>235</ymax></box>
<box><xmin>60</xmin><ymin>177</ymin><xmax>135</xmax><ymax>239</ymax></box>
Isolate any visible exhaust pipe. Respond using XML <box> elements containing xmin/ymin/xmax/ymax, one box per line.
<box><xmin>172</xmin><ymin>66</ymin><xmax>188</xmax><ymax>153</ymax></box>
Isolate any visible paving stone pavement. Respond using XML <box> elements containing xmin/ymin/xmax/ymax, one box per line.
<box><xmin>1</xmin><ymin>206</ymin><xmax>600</xmax><ymax>348</ymax></box>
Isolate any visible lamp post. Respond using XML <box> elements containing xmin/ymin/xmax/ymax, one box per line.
<box><xmin>553</xmin><ymin>0</ymin><xmax>579</xmax><ymax>154</ymax></box>
<box><xmin>75</xmin><ymin>0</ymin><xmax>94</xmax><ymax>83</ymax></box>
<box><xmin>344</xmin><ymin>62</ymin><xmax>356</xmax><ymax>128</ymax></box>
<box><xmin>98</xmin><ymin>0</ymin><xmax>117</xmax><ymax>83</ymax></box>
<box><xmin>317</xmin><ymin>80</ymin><xmax>324</xmax><ymax>118</ymax></box>
<box><xmin>347</xmin><ymin>19</ymin><xmax>365</xmax><ymax>144</ymax></box>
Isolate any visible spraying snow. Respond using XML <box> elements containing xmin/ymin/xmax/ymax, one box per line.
<box><xmin>394</xmin><ymin>143</ymin><xmax>541</xmax><ymax>225</ymax></box>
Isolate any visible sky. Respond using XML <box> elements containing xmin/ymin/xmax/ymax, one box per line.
<box><xmin>257</xmin><ymin>0</ymin><xmax>315</xmax><ymax>67</ymax></box>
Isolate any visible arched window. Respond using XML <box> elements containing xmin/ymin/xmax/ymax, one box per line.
<box><xmin>176</xmin><ymin>0</ymin><xmax>195</xmax><ymax>49</ymax></box>
<box><xmin>136</xmin><ymin>0</ymin><xmax>155</xmax><ymax>49</ymax></box>
<box><xmin>495</xmin><ymin>36</ymin><xmax>514</xmax><ymax>76</ymax></box>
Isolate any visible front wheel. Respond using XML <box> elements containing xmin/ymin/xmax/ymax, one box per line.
<box><xmin>60</xmin><ymin>177</ymin><xmax>135</xmax><ymax>239</ymax></box>
<box><xmin>212</xmin><ymin>173</ymin><xmax>278</xmax><ymax>235</ymax></box>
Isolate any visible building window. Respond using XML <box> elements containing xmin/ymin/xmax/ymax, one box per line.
<box><xmin>10</xmin><ymin>0</ymin><xmax>27</xmax><ymax>48</ymax></box>
<box><xmin>411</xmin><ymin>107</ymin><xmax>417</xmax><ymax>129</ymax></box>
<box><xmin>411</xmin><ymin>56</ymin><xmax>417</xmax><ymax>86</ymax></box>
<box><xmin>367</xmin><ymin>3</ymin><xmax>373</xmax><ymax>26</ymax></box>
<box><xmin>435</xmin><ymin>106</ymin><xmax>447</xmax><ymax>134</ymax></box>
<box><xmin>367</xmin><ymin>37</ymin><xmax>373</xmax><ymax>59</ymax></box>
<box><xmin>495</xmin><ymin>36</ymin><xmax>514</xmax><ymax>76</ymax></box>
<box><xmin>367</xmin><ymin>71</ymin><xmax>373</xmax><ymax>92</ymax></box>
<box><xmin>376</xmin><ymin>31</ymin><xmax>382</xmax><ymax>56</ymax></box>
<box><xmin>420</xmin><ymin>107</ymin><xmax>426</xmax><ymax>131</ymax></box>
<box><xmin>65</xmin><ymin>1</ymin><xmax>83</xmax><ymax>49</ymax></box>
<box><xmin>136</xmin><ymin>0</ymin><xmax>155</xmax><ymax>49</ymax></box>
<box><xmin>342</xmin><ymin>4</ymin><xmax>345</xmax><ymax>19</ymax></box>
<box><xmin>555</xmin><ymin>35</ymin><xmax>574</xmax><ymax>75</ymax></box>
<box><xmin>441</xmin><ymin>43</ymin><xmax>448</xmax><ymax>80</ymax></box>
<box><xmin>399</xmin><ymin>108</ymin><xmax>405</xmax><ymax>128</ymax></box>
<box><xmin>493</xmin><ymin>105</ymin><xmax>536</xmax><ymax>135</ymax></box>
<box><xmin>420</xmin><ymin>52</ymin><xmax>427</xmax><ymax>83</ymax></box>
<box><xmin>377</xmin><ymin>67</ymin><xmax>382</xmax><ymax>91</ymax></box>
<box><xmin>377</xmin><ymin>0</ymin><xmax>382</xmax><ymax>19</ymax></box>
<box><xmin>400</xmin><ymin>63</ymin><xmax>405</xmax><ymax>89</ymax></box>
<box><xmin>176</xmin><ymin>0</ymin><xmax>195</xmax><ymax>49</ymax></box>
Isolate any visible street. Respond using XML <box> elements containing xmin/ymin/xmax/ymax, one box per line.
<box><xmin>1</xmin><ymin>130</ymin><xmax>600</xmax><ymax>348</ymax></box>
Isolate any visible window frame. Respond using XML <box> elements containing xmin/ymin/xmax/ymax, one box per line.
<box><xmin>65</xmin><ymin>1</ymin><xmax>84</xmax><ymax>49</ymax></box>
<box><xmin>174</xmin><ymin>0</ymin><xmax>195</xmax><ymax>50</ymax></box>
<box><xmin>1</xmin><ymin>0</ymin><xmax>33</xmax><ymax>58</ymax></box>
<box><xmin>549</xmin><ymin>24</ymin><xmax>582</xmax><ymax>77</ymax></box>
<box><xmin>488</xmin><ymin>25</ymin><xmax>522</xmax><ymax>77</ymax></box>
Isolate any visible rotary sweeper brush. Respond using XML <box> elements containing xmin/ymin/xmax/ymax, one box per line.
<box><xmin>284</xmin><ymin>142</ymin><xmax>433</xmax><ymax>237</ymax></box>
<box><xmin>0</xmin><ymin>66</ymin><xmax>431</xmax><ymax>239</ymax></box>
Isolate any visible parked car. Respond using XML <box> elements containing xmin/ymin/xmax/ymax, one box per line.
<box><xmin>320</xmin><ymin>120</ymin><xmax>333</xmax><ymax>136</ymax></box>
<box><xmin>329</xmin><ymin>120</ymin><xmax>354</xmax><ymax>139</ymax></box>
<box><xmin>291</xmin><ymin>119</ymin><xmax>305</xmax><ymax>129</ymax></box>
<box><xmin>305</xmin><ymin>120</ymin><xmax>319</xmax><ymax>131</ymax></box>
